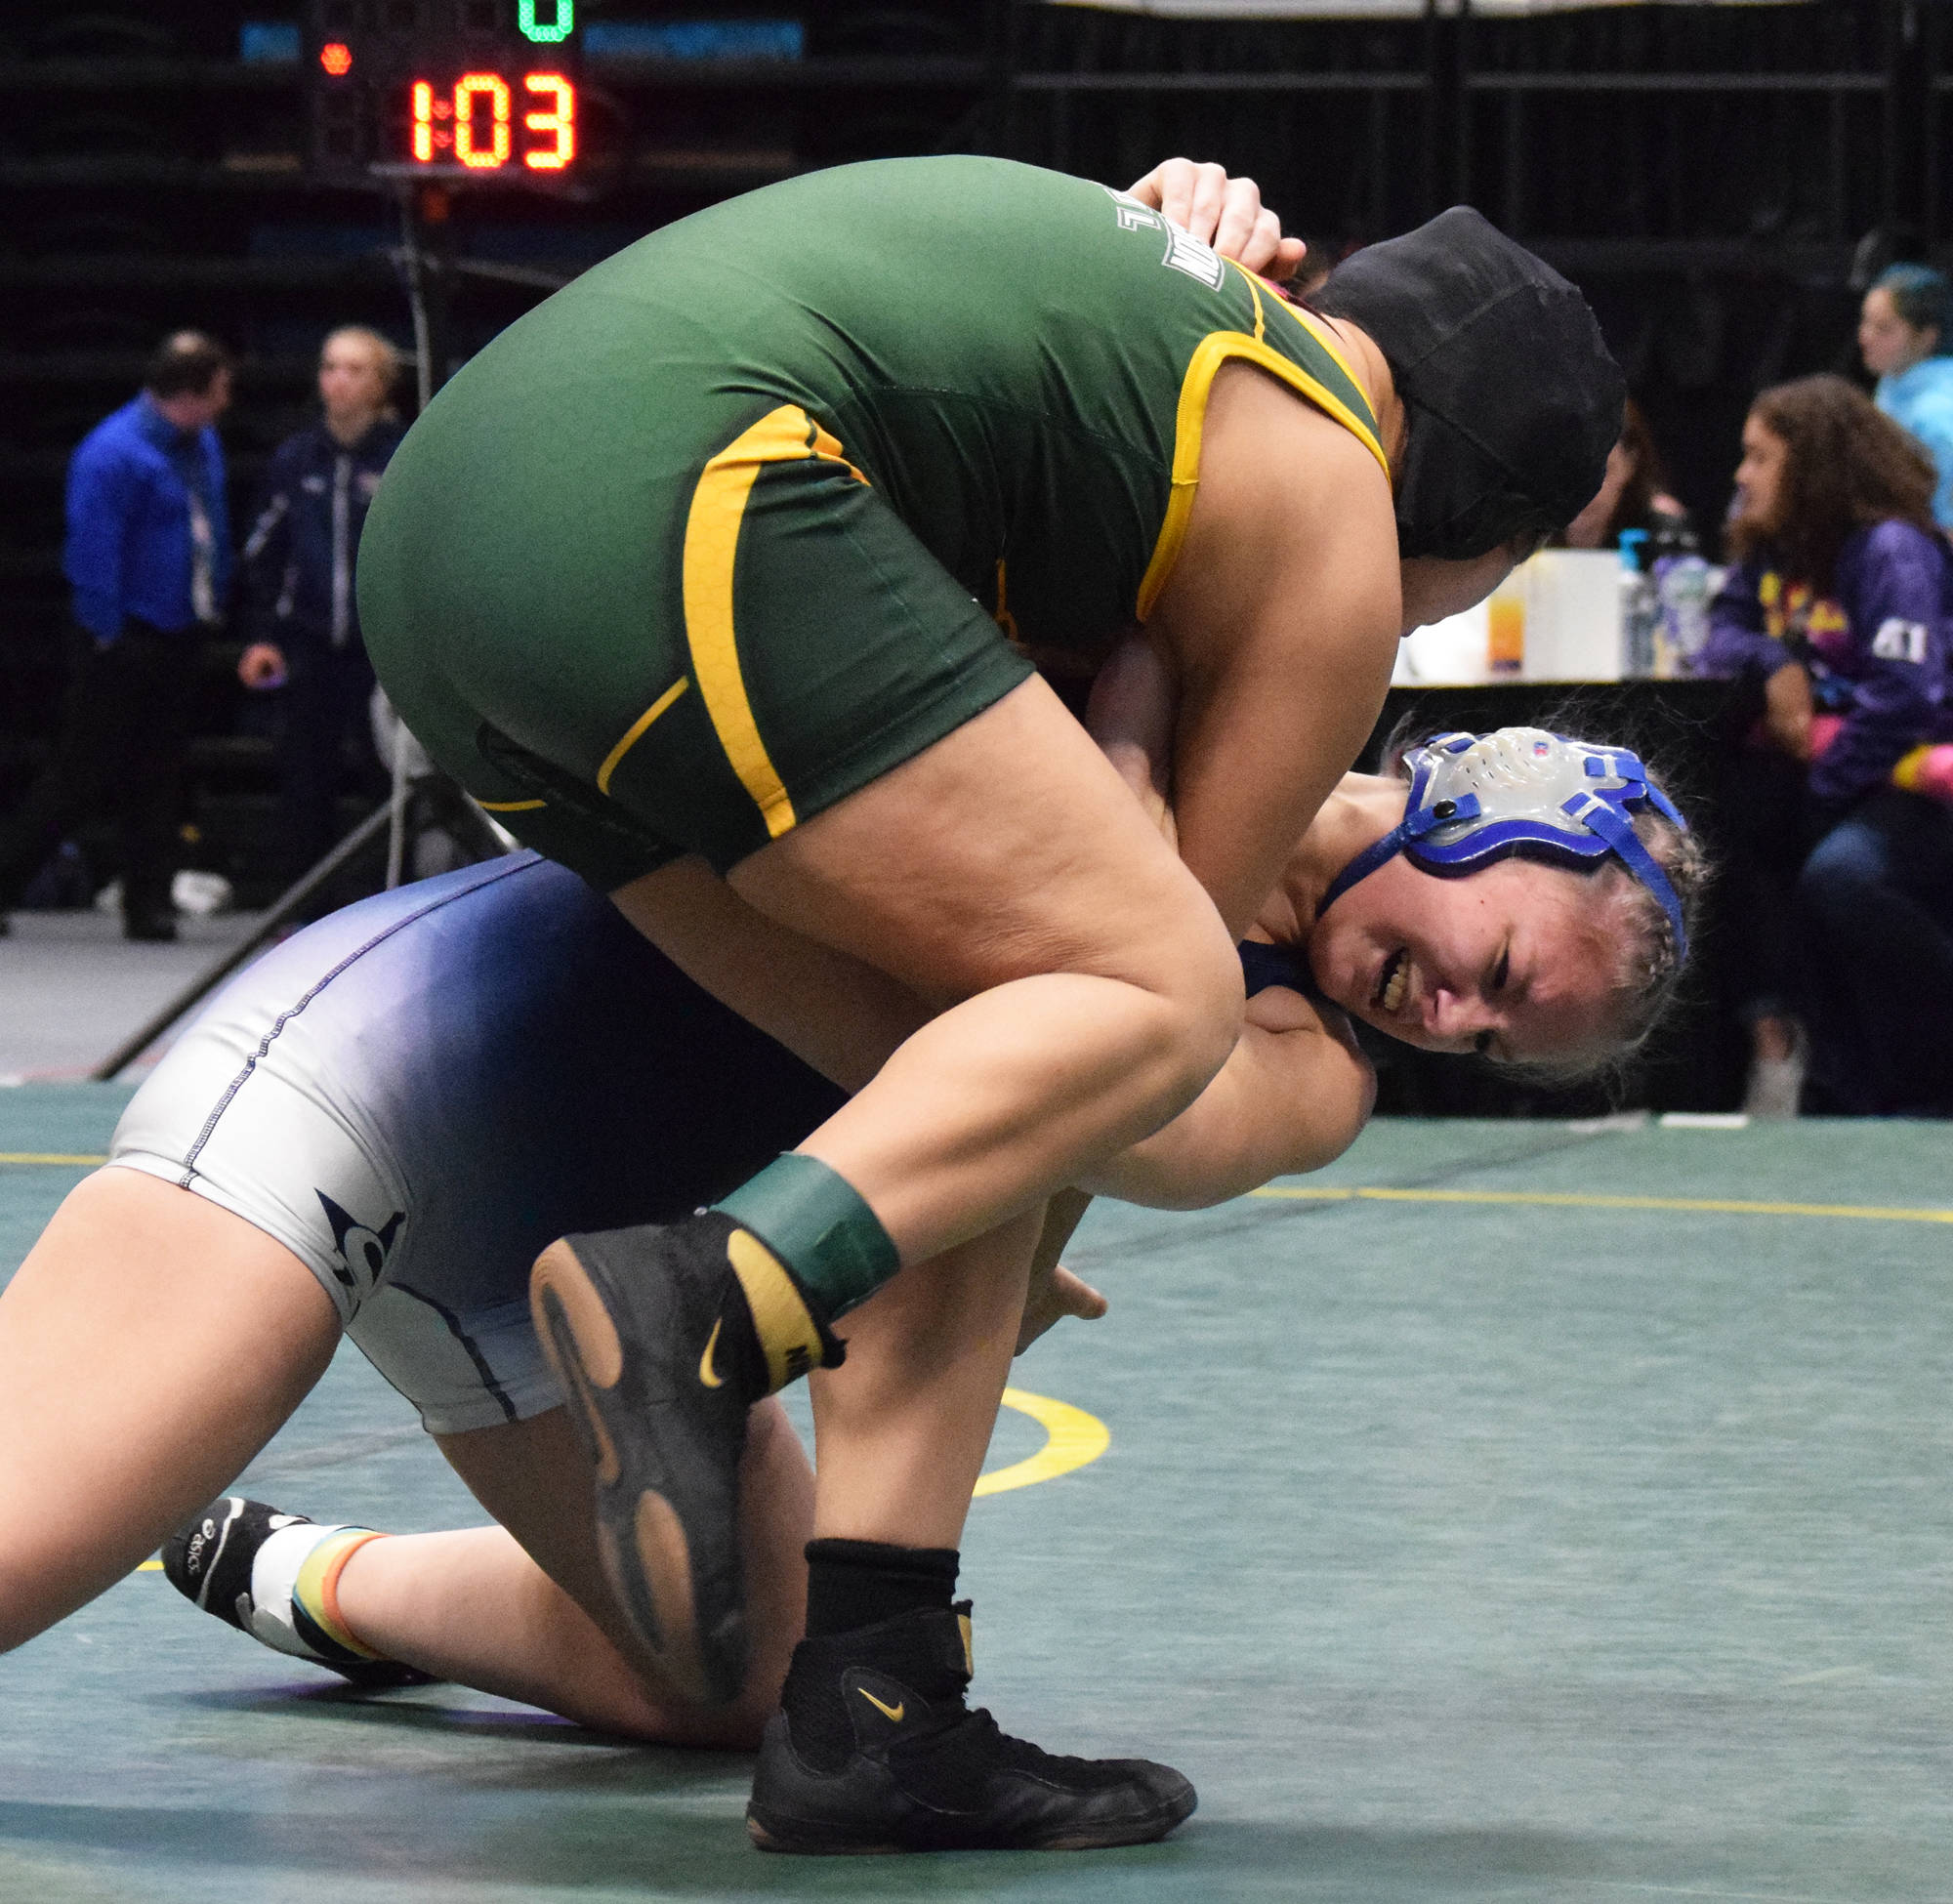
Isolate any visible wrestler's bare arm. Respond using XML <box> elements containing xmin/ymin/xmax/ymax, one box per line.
<box><xmin>1149</xmin><ymin>365</ymin><xmax>1401</xmax><ymax>941</ymax></box>
<box><xmin>1082</xmin><ymin>630</ymin><xmax>1379</xmax><ymax>1208</ymax></box>
<box><xmin>1079</xmin><ymin>991</ymin><xmax>1375</xmax><ymax>1209</ymax></box>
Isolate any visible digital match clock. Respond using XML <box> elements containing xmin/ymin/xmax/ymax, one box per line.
<box><xmin>305</xmin><ymin>0</ymin><xmax>583</xmax><ymax>186</ymax></box>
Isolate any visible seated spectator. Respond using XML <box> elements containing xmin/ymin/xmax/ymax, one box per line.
<box><xmin>1859</xmin><ymin>263</ymin><xmax>1953</xmax><ymax>531</ymax></box>
<box><xmin>237</xmin><ymin>327</ymin><xmax>406</xmax><ymax>910</ymax></box>
<box><xmin>1796</xmin><ymin>778</ymin><xmax>1953</xmax><ymax>1115</ymax></box>
<box><xmin>1558</xmin><ymin>396</ymin><xmax>1696</xmax><ymax>553</ymax></box>
<box><xmin>0</xmin><ymin>331</ymin><xmax>232</xmax><ymax>940</ymax></box>
<box><xmin>1702</xmin><ymin>373</ymin><xmax>1953</xmax><ymax>1115</ymax></box>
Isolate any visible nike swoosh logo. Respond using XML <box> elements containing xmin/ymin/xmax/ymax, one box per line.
<box><xmin>857</xmin><ymin>1688</ymin><xmax>905</xmax><ymax>1723</ymax></box>
<box><xmin>698</xmin><ymin>1318</ymin><xmax>725</xmax><ymax>1389</ymax></box>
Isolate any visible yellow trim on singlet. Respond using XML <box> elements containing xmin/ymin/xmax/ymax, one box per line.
<box><xmin>1258</xmin><ymin>281</ymin><xmax>1380</xmax><ymax>423</ymax></box>
<box><xmin>993</xmin><ymin>557</ymin><xmax>1020</xmax><ymax>642</ymax></box>
<box><xmin>596</xmin><ymin>675</ymin><xmax>690</xmax><ymax>796</ymax></box>
<box><xmin>1135</xmin><ymin>328</ymin><xmax>1392</xmax><ymax>624</ymax></box>
<box><xmin>682</xmin><ymin>404</ymin><xmax>868</xmax><ymax>840</ymax></box>
<box><xmin>477</xmin><ymin>797</ymin><xmax>548</xmax><ymax>811</ymax></box>
<box><xmin>1232</xmin><ymin>260</ymin><xmax>1268</xmax><ymax>343</ymax></box>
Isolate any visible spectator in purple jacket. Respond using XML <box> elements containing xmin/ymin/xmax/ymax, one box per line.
<box><xmin>1703</xmin><ymin>373</ymin><xmax>1953</xmax><ymax>1113</ymax></box>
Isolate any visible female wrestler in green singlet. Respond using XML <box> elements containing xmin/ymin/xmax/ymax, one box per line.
<box><xmin>357</xmin><ymin>155</ymin><xmax>1625</xmax><ymax>1849</ymax></box>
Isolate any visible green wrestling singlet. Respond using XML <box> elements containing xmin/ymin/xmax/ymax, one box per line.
<box><xmin>357</xmin><ymin>154</ymin><xmax>1390</xmax><ymax>886</ymax></box>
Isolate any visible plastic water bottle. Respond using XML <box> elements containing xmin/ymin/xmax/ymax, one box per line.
<box><xmin>1486</xmin><ymin>566</ymin><xmax>1526</xmax><ymax>676</ymax></box>
<box><xmin>1617</xmin><ymin>528</ymin><xmax>1657</xmax><ymax>678</ymax></box>
<box><xmin>1653</xmin><ymin>554</ymin><xmax>1713</xmax><ymax>678</ymax></box>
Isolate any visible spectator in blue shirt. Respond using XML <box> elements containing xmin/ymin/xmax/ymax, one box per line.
<box><xmin>1702</xmin><ymin>374</ymin><xmax>1953</xmax><ymax>1114</ymax></box>
<box><xmin>1859</xmin><ymin>264</ymin><xmax>1953</xmax><ymax>531</ymax></box>
<box><xmin>0</xmin><ymin>332</ymin><xmax>232</xmax><ymax>940</ymax></box>
<box><xmin>236</xmin><ymin>326</ymin><xmax>406</xmax><ymax>907</ymax></box>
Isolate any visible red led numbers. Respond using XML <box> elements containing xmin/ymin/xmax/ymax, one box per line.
<box><xmin>455</xmin><ymin>72</ymin><xmax>512</xmax><ymax>167</ymax></box>
<box><xmin>409</xmin><ymin>73</ymin><xmax>574</xmax><ymax>171</ymax></box>
<box><xmin>410</xmin><ymin>79</ymin><xmax>436</xmax><ymax>161</ymax></box>
<box><xmin>320</xmin><ymin>42</ymin><xmax>353</xmax><ymax>76</ymax></box>
<box><xmin>521</xmin><ymin>73</ymin><xmax>575</xmax><ymax>170</ymax></box>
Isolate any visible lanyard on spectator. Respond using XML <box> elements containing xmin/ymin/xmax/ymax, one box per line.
<box><xmin>186</xmin><ymin>483</ymin><xmax>217</xmax><ymax>625</ymax></box>
<box><xmin>331</xmin><ymin>453</ymin><xmax>353</xmax><ymax>648</ymax></box>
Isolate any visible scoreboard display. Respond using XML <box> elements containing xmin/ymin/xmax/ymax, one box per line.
<box><xmin>306</xmin><ymin>0</ymin><xmax>583</xmax><ymax>185</ymax></box>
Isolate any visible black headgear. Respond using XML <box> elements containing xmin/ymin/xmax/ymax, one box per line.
<box><xmin>1311</xmin><ymin>208</ymin><xmax>1624</xmax><ymax>559</ymax></box>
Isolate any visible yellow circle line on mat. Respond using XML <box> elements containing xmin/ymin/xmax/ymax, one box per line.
<box><xmin>131</xmin><ymin>1387</ymin><xmax>1110</xmax><ymax>1572</ymax></box>
<box><xmin>0</xmin><ymin>1152</ymin><xmax>107</xmax><ymax>1167</ymax></box>
<box><xmin>973</xmin><ymin>1387</ymin><xmax>1110</xmax><ymax>1498</ymax></box>
<box><xmin>1252</xmin><ymin>1183</ymin><xmax>1953</xmax><ymax>1224</ymax></box>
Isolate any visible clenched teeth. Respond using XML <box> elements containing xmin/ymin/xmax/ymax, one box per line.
<box><xmin>1376</xmin><ymin>948</ymin><xmax>1408</xmax><ymax>1014</ymax></box>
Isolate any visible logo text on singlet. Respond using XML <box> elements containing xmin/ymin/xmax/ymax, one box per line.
<box><xmin>1103</xmin><ymin>186</ymin><xmax>1226</xmax><ymax>292</ymax></box>
<box><xmin>317</xmin><ymin>1190</ymin><xmax>405</xmax><ymax>1301</ymax></box>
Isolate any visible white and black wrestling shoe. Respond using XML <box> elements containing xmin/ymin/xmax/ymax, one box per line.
<box><xmin>162</xmin><ymin>1497</ymin><xmax>433</xmax><ymax>1688</ymax></box>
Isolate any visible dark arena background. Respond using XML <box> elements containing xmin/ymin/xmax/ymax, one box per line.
<box><xmin>4</xmin><ymin>0</ymin><xmax>1949</xmax><ymax>1114</ymax></box>
<box><xmin>4</xmin><ymin>13</ymin><xmax>1953</xmax><ymax>1900</ymax></box>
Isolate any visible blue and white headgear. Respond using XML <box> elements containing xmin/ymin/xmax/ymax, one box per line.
<box><xmin>1319</xmin><ymin>728</ymin><xmax>1691</xmax><ymax>960</ymax></box>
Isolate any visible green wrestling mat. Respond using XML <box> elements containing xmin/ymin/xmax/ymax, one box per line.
<box><xmin>3</xmin><ymin>1084</ymin><xmax>1951</xmax><ymax>1902</ymax></box>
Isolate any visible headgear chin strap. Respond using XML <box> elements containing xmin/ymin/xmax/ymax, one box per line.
<box><xmin>1319</xmin><ymin>728</ymin><xmax>1690</xmax><ymax>960</ymax></box>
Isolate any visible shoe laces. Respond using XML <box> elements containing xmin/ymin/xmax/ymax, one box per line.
<box><xmin>937</xmin><ymin>1703</ymin><xmax>1102</xmax><ymax>1780</ymax></box>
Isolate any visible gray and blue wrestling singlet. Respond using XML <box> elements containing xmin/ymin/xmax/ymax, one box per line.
<box><xmin>110</xmin><ymin>854</ymin><xmax>844</xmax><ymax>1432</ymax></box>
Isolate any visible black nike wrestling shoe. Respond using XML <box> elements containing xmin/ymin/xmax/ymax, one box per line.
<box><xmin>746</xmin><ymin>1603</ymin><xmax>1197</xmax><ymax>1854</ymax></box>
<box><xmin>162</xmin><ymin>1497</ymin><xmax>433</xmax><ymax>1688</ymax></box>
<box><xmin>529</xmin><ymin>1211</ymin><xmax>840</xmax><ymax>1708</ymax></box>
